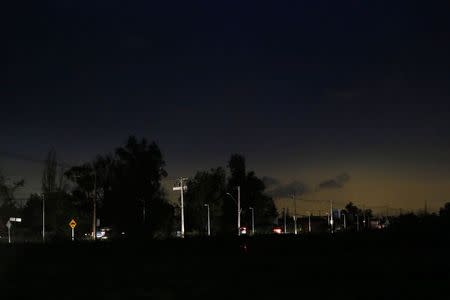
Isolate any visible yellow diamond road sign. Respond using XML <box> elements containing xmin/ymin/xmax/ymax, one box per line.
<box><xmin>69</xmin><ymin>219</ymin><xmax>77</xmax><ymax>229</ymax></box>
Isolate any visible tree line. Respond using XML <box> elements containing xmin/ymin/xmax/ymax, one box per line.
<box><xmin>2</xmin><ymin>135</ymin><xmax>450</xmax><ymax>240</ymax></box>
<box><xmin>0</xmin><ymin>136</ymin><xmax>278</xmax><ymax>240</ymax></box>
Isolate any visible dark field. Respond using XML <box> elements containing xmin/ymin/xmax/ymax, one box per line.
<box><xmin>1</xmin><ymin>233</ymin><xmax>450</xmax><ymax>299</ymax></box>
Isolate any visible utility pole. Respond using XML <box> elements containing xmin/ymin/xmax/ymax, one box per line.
<box><xmin>204</xmin><ymin>204</ymin><xmax>210</xmax><ymax>236</ymax></box>
<box><xmin>173</xmin><ymin>177</ymin><xmax>187</xmax><ymax>238</ymax></box>
<box><xmin>249</xmin><ymin>207</ymin><xmax>255</xmax><ymax>235</ymax></box>
<box><xmin>283</xmin><ymin>208</ymin><xmax>287</xmax><ymax>234</ymax></box>
<box><xmin>42</xmin><ymin>194</ymin><xmax>45</xmax><ymax>242</ymax></box>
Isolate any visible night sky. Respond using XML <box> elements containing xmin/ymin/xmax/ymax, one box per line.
<box><xmin>2</xmin><ymin>1</ymin><xmax>450</xmax><ymax>213</ymax></box>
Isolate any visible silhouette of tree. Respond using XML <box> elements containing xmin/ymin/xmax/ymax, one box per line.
<box><xmin>342</xmin><ymin>202</ymin><xmax>364</xmax><ymax>231</ymax></box>
<box><xmin>0</xmin><ymin>171</ymin><xmax>24</xmax><ymax>233</ymax></box>
<box><xmin>65</xmin><ymin>136</ymin><xmax>173</xmax><ymax>238</ymax></box>
<box><xmin>439</xmin><ymin>202</ymin><xmax>450</xmax><ymax>218</ymax></box>
<box><xmin>344</xmin><ymin>202</ymin><xmax>359</xmax><ymax>216</ymax></box>
<box><xmin>184</xmin><ymin>168</ymin><xmax>226</xmax><ymax>235</ymax></box>
<box><xmin>225</xmin><ymin>154</ymin><xmax>277</xmax><ymax>233</ymax></box>
<box><xmin>42</xmin><ymin>148</ymin><xmax>58</xmax><ymax>194</ymax></box>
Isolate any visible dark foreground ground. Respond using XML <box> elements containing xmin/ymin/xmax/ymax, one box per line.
<box><xmin>1</xmin><ymin>232</ymin><xmax>450</xmax><ymax>299</ymax></box>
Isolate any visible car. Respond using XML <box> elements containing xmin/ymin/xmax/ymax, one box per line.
<box><xmin>239</xmin><ymin>226</ymin><xmax>247</xmax><ymax>235</ymax></box>
<box><xmin>96</xmin><ymin>227</ymin><xmax>112</xmax><ymax>240</ymax></box>
<box><xmin>272</xmin><ymin>226</ymin><xmax>283</xmax><ymax>234</ymax></box>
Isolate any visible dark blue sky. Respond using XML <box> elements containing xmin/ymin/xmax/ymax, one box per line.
<box><xmin>2</xmin><ymin>1</ymin><xmax>450</xmax><ymax>210</ymax></box>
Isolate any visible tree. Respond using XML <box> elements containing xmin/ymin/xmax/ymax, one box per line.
<box><xmin>110</xmin><ymin>136</ymin><xmax>171</xmax><ymax>236</ymax></box>
<box><xmin>21</xmin><ymin>149</ymin><xmax>80</xmax><ymax>239</ymax></box>
<box><xmin>439</xmin><ymin>202</ymin><xmax>450</xmax><ymax>218</ymax></box>
<box><xmin>65</xmin><ymin>155</ymin><xmax>116</xmax><ymax>235</ymax></box>
<box><xmin>0</xmin><ymin>171</ymin><xmax>24</xmax><ymax>233</ymax></box>
<box><xmin>42</xmin><ymin>148</ymin><xmax>58</xmax><ymax>194</ymax></box>
<box><xmin>184</xmin><ymin>168</ymin><xmax>227</xmax><ymax>235</ymax></box>
<box><xmin>21</xmin><ymin>194</ymin><xmax>44</xmax><ymax>235</ymax></box>
<box><xmin>344</xmin><ymin>202</ymin><xmax>359</xmax><ymax>216</ymax></box>
<box><xmin>225</xmin><ymin>154</ymin><xmax>278</xmax><ymax>233</ymax></box>
<box><xmin>65</xmin><ymin>136</ymin><xmax>174</xmax><ymax>238</ymax></box>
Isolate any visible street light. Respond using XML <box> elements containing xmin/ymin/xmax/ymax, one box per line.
<box><xmin>341</xmin><ymin>211</ymin><xmax>346</xmax><ymax>230</ymax></box>
<box><xmin>226</xmin><ymin>186</ymin><xmax>241</xmax><ymax>236</ymax></box>
<box><xmin>92</xmin><ymin>171</ymin><xmax>97</xmax><ymax>240</ymax></box>
<box><xmin>249</xmin><ymin>207</ymin><xmax>255</xmax><ymax>235</ymax></box>
<box><xmin>330</xmin><ymin>200</ymin><xmax>334</xmax><ymax>234</ymax></box>
<box><xmin>292</xmin><ymin>194</ymin><xmax>297</xmax><ymax>235</ymax></box>
<box><xmin>42</xmin><ymin>193</ymin><xmax>45</xmax><ymax>242</ymax></box>
<box><xmin>204</xmin><ymin>204</ymin><xmax>210</xmax><ymax>236</ymax></box>
<box><xmin>356</xmin><ymin>214</ymin><xmax>360</xmax><ymax>232</ymax></box>
<box><xmin>307</xmin><ymin>211</ymin><xmax>312</xmax><ymax>233</ymax></box>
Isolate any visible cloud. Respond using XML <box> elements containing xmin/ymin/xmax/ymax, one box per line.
<box><xmin>267</xmin><ymin>180</ymin><xmax>309</xmax><ymax>198</ymax></box>
<box><xmin>262</xmin><ymin>176</ymin><xmax>280</xmax><ymax>188</ymax></box>
<box><xmin>336</xmin><ymin>173</ymin><xmax>350</xmax><ymax>183</ymax></box>
<box><xmin>316</xmin><ymin>173</ymin><xmax>350</xmax><ymax>191</ymax></box>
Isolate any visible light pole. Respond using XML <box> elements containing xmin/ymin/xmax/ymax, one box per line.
<box><xmin>283</xmin><ymin>208</ymin><xmax>287</xmax><ymax>234</ymax></box>
<box><xmin>226</xmin><ymin>185</ymin><xmax>241</xmax><ymax>236</ymax></box>
<box><xmin>142</xmin><ymin>198</ymin><xmax>146</xmax><ymax>225</ymax></box>
<box><xmin>92</xmin><ymin>171</ymin><xmax>97</xmax><ymax>240</ymax></box>
<box><xmin>237</xmin><ymin>186</ymin><xmax>240</xmax><ymax>236</ymax></box>
<box><xmin>204</xmin><ymin>204</ymin><xmax>210</xmax><ymax>236</ymax></box>
<box><xmin>292</xmin><ymin>194</ymin><xmax>297</xmax><ymax>235</ymax></box>
<box><xmin>356</xmin><ymin>214</ymin><xmax>360</xmax><ymax>232</ymax></box>
<box><xmin>330</xmin><ymin>200</ymin><xmax>334</xmax><ymax>234</ymax></box>
<box><xmin>307</xmin><ymin>211</ymin><xmax>312</xmax><ymax>233</ymax></box>
<box><xmin>341</xmin><ymin>211</ymin><xmax>346</xmax><ymax>230</ymax></box>
<box><xmin>249</xmin><ymin>207</ymin><xmax>255</xmax><ymax>235</ymax></box>
<box><xmin>42</xmin><ymin>193</ymin><xmax>45</xmax><ymax>242</ymax></box>
<box><xmin>6</xmin><ymin>221</ymin><xmax>11</xmax><ymax>244</ymax></box>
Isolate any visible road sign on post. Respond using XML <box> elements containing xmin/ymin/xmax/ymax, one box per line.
<box><xmin>69</xmin><ymin>219</ymin><xmax>77</xmax><ymax>241</ymax></box>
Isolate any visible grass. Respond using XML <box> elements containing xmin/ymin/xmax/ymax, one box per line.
<box><xmin>1</xmin><ymin>232</ymin><xmax>449</xmax><ymax>299</ymax></box>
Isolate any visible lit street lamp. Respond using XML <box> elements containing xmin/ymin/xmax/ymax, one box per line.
<box><xmin>226</xmin><ymin>186</ymin><xmax>241</xmax><ymax>236</ymax></box>
<box><xmin>356</xmin><ymin>214</ymin><xmax>360</xmax><ymax>232</ymax></box>
<box><xmin>292</xmin><ymin>194</ymin><xmax>297</xmax><ymax>235</ymax></box>
<box><xmin>307</xmin><ymin>211</ymin><xmax>312</xmax><ymax>233</ymax></box>
<box><xmin>341</xmin><ymin>211</ymin><xmax>346</xmax><ymax>230</ymax></box>
<box><xmin>42</xmin><ymin>193</ymin><xmax>45</xmax><ymax>242</ymax></box>
<box><xmin>92</xmin><ymin>171</ymin><xmax>97</xmax><ymax>240</ymax></box>
<box><xmin>330</xmin><ymin>200</ymin><xmax>334</xmax><ymax>234</ymax></box>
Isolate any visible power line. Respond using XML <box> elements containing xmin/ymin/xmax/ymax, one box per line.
<box><xmin>0</xmin><ymin>151</ymin><xmax>73</xmax><ymax>168</ymax></box>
